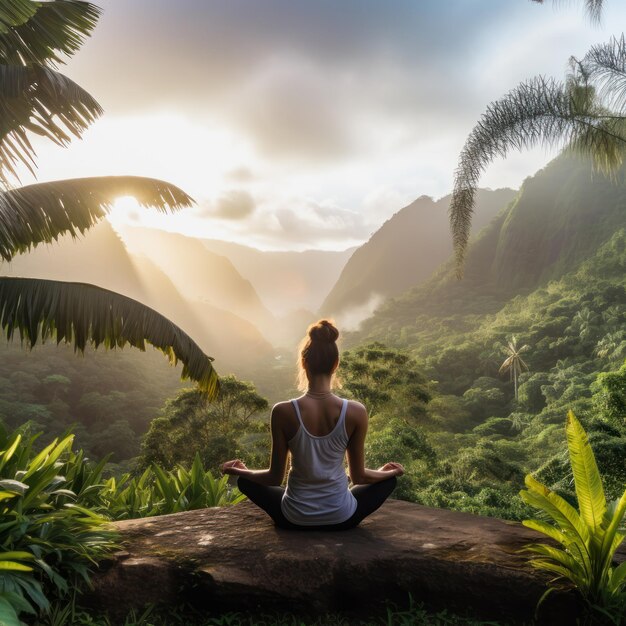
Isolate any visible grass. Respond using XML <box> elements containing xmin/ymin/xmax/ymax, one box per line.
<box><xmin>34</xmin><ymin>597</ymin><xmax>514</xmax><ymax>626</ymax></box>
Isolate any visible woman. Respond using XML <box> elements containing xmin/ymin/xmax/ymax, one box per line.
<box><xmin>220</xmin><ymin>319</ymin><xmax>404</xmax><ymax>530</ymax></box>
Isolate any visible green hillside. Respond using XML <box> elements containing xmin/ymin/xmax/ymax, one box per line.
<box><xmin>320</xmin><ymin>187</ymin><xmax>516</xmax><ymax>318</ymax></box>
<box><xmin>354</xmin><ymin>155</ymin><xmax>626</xmax><ymax>352</ymax></box>
<box><xmin>336</xmin><ymin>155</ymin><xmax>626</xmax><ymax>520</ymax></box>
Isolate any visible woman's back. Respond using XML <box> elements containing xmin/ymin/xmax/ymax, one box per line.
<box><xmin>281</xmin><ymin>396</ymin><xmax>358</xmax><ymax>525</ymax></box>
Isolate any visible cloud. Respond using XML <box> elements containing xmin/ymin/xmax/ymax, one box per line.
<box><xmin>68</xmin><ymin>1</ymin><xmax>528</xmax><ymax>163</ymax></box>
<box><xmin>272</xmin><ymin>199</ymin><xmax>373</xmax><ymax>243</ymax></box>
<box><xmin>227</xmin><ymin>58</ymin><xmax>358</xmax><ymax>161</ymax></box>
<box><xmin>225</xmin><ymin>166</ymin><xmax>255</xmax><ymax>182</ymax></box>
<box><xmin>198</xmin><ymin>190</ymin><xmax>256</xmax><ymax>220</ymax></box>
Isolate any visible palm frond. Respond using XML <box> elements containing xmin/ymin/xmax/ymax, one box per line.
<box><xmin>0</xmin><ymin>176</ymin><xmax>194</xmax><ymax>261</ymax></box>
<box><xmin>531</xmin><ymin>0</ymin><xmax>604</xmax><ymax>24</ymax></box>
<box><xmin>0</xmin><ymin>64</ymin><xmax>102</xmax><ymax>185</ymax></box>
<box><xmin>499</xmin><ymin>355</ymin><xmax>515</xmax><ymax>373</ymax></box>
<box><xmin>0</xmin><ymin>1</ymin><xmax>101</xmax><ymax>66</ymax></box>
<box><xmin>0</xmin><ymin>277</ymin><xmax>220</xmax><ymax>397</ymax></box>
<box><xmin>449</xmin><ymin>75</ymin><xmax>626</xmax><ymax>276</ymax></box>
<box><xmin>0</xmin><ymin>0</ymin><xmax>38</xmax><ymax>34</ymax></box>
<box><xmin>584</xmin><ymin>36</ymin><xmax>626</xmax><ymax>113</ymax></box>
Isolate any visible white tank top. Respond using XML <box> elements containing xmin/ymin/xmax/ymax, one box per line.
<box><xmin>281</xmin><ymin>397</ymin><xmax>358</xmax><ymax>525</ymax></box>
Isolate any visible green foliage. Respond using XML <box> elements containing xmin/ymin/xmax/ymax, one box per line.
<box><xmin>0</xmin><ymin>424</ymin><xmax>118</xmax><ymax>622</ymax></box>
<box><xmin>340</xmin><ymin>343</ymin><xmax>431</xmax><ymax>421</ymax></box>
<box><xmin>520</xmin><ymin>411</ymin><xmax>626</xmax><ymax>623</ymax></box>
<box><xmin>99</xmin><ymin>454</ymin><xmax>245</xmax><ymax>520</ymax></box>
<box><xmin>593</xmin><ymin>361</ymin><xmax>626</xmax><ymax>431</ymax></box>
<box><xmin>139</xmin><ymin>378</ymin><xmax>269</xmax><ymax>473</ymax></box>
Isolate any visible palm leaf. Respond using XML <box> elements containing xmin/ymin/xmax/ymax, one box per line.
<box><xmin>499</xmin><ymin>355</ymin><xmax>514</xmax><ymax>373</ymax></box>
<box><xmin>0</xmin><ymin>1</ymin><xmax>101</xmax><ymax>66</ymax></box>
<box><xmin>449</xmin><ymin>75</ymin><xmax>626</xmax><ymax>276</ymax></box>
<box><xmin>0</xmin><ymin>176</ymin><xmax>194</xmax><ymax>261</ymax></box>
<box><xmin>0</xmin><ymin>63</ymin><xmax>103</xmax><ymax>185</ymax></box>
<box><xmin>566</xmin><ymin>410</ymin><xmax>606</xmax><ymax>531</ymax></box>
<box><xmin>0</xmin><ymin>0</ymin><xmax>38</xmax><ymax>33</ymax></box>
<box><xmin>0</xmin><ymin>277</ymin><xmax>220</xmax><ymax>397</ymax></box>
<box><xmin>584</xmin><ymin>35</ymin><xmax>626</xmax><ymax>111</ymax></box>
<box><xmin>531</xmin><ymin>0</ymin><xmax>604</xmax><ymax>24</ymax></box>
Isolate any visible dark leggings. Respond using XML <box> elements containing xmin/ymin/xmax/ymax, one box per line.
<box><xmin>236</xmin><ymin>475</ymin><xmax>397</xmax><ymax>531</ymax></box>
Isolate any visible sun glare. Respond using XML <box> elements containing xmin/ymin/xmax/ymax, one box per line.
<box><xmin>109</xmin><ymin>196</ymin><xmax>142</xmax><ymax>226</ymax></box>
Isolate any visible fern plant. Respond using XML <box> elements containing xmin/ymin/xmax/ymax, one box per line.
<box><xmin>520</xmin><ymin>410</ymin><xmax>626</xmax><ymax>623</ymax></box>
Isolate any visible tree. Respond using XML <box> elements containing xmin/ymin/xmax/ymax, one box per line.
<box><xmin>449</xmin><ymin>26</ymin><xmax>626</xmax><ymax>275</ymax></box>
<box><xmin>498</xmin><ymin>336</ymin><xmax>530</xmax><ymax>400</ymax></box>
<box><xmin>0</xmin><ymin>1</ymin><xmax>219</xmax><ymax>396</ymax></box>
<box><xmin>592</xmin><ymin>361</ymin><xmax>626</xmax><ymax>430</ymax></box>
<box><xmin>139</xmin><ymin>376</ymin><xmax>269</xmax><ymax>472</ymax></box>
<box><xmin>340</xmin><ymin>343</ymin><xmax>431</xmax><ymax>422</ymax></box>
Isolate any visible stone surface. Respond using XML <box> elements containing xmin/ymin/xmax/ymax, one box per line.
<box><xmin>85</xmin><ymin>500</ymin><xmax>626</xmax><ymax>625</ymax></box>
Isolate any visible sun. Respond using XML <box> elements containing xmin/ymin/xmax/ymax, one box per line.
<box><xmin>109</xmin><ymin>196</ymin><xmax>142</xmax><ymax>226</ymax></box>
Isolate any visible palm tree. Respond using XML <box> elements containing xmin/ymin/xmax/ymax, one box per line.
<box><xmin>531</xmin><ymin>0</ymin><xmax>604</xmax><ymax>24</ymax></box>
<box><xmin>449</xmin><ymin>4</ymin><xmax>626</xmax><ymax>277</ymax></box>
<box><xmin>499</xmin><ymin>336</ymin><xmax>530</xmax><ymax>400</ymax></box>
<box><xmin>0</xmin><ymin>1</ymin><xmax>219</xmax><ymax>397</ymax></box>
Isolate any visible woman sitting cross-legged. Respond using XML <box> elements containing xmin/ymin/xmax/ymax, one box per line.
<box><xmin>220</xmin><ymin>319</ymin><xmax>403</xmax><ymax>531</ymax></box>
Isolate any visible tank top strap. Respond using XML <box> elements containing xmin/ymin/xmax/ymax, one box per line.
<box><xmin>291</xmin><ymin>399</ymin><xmax>304</xmax><ymax>426</ymax></box>
<box><xmin>338</xmin><ymin>398</ymin><xmax>348</xmax><ymax>425</ymax></box>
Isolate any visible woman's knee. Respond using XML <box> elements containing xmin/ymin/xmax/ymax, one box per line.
<box><xmin>236</xmin><ymin>476</ymin><xmax>254</xmax><ymax>494</ymax></box>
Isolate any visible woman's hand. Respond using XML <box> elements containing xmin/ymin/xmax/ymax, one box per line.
<box><xmin>220</xmin><ymin>459</ymin><xmax>248</xmax><ymax>475</ymax></box>
<box><xmin>378</xmin><ymin>462</ymin><xmax>405</xmax><ymax>476</ymax></box>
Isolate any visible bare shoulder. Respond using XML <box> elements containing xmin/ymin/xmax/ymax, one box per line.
<box><xmin>271</xmin><ymin>401</ymin><xmax>295</xmax><ymax>422</ymax></box>
<box><xmin>345</xmin><ymin>399</ymin><xmax>368</xmax><ymax>434</ymax></box>
<box><xmin>271</xmin><ymin>400</ymin><xmax>298</xmax><ymax>440</ymax></box>
<box><xmin>346</xmin><ymin>399</ymin><xmax>367</xmax><ymax>417</ymax></box>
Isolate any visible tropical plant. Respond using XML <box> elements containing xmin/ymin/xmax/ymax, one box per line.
<box><xmin>0</xmin><ymin>1</ymin><xmax>219</xmax><ymax>396</ymax></box>
<box><xmin>449</xmin><ymin>30</ymin><xmax>626</xmax><ymax>275</ymax></box>
<box><xmin>498</xmin><ymin>336</ymin><xmax>530</xmax><ymax>400</ymax></box>
<box><xmin>99</xmin><ymin>453</ymin><xmax>245</xmax><ymax>520</ymax></box>
<box><xmin>0</xmin><ymin>424</ymin><xmax>118</xmax><ymax>623</ymax></box>
<box><xmin>519</xmin><ymin>411</ymin><xmax>626</xmax><ymax>623</ymax></box>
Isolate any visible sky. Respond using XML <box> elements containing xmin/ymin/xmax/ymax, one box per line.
<box><xmin>19</xmin><ymin>0</ymin><xmax>626</xmax><ymax>251</ymax></box>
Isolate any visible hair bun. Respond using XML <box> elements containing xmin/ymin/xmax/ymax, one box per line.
<box><xmin>308</xmin><ymin>319</ymin><xmax>339</xmax><ymax>344</ymax></box>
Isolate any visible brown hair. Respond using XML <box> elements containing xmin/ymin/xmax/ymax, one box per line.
<box><xmin>296</xmin><ymin>319</ymin><xmax>339</xmax><ymax>391</ymax></box>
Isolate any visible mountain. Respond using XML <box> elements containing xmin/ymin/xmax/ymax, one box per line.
<box><xmin>117</xmin><ymin>226</ymin><xmax>276</xmax><ymax>334</ymax></box>
<box><xmin>2</xmin><ymin>220</ymin><xmax>145</xmax><ymax>297</ymax></box>
<box><xmin>1</xmin><ymin>221</ymin><xmax>274</xmax><ymax>373</ymax></box>
<box><xmin>320</xmin><ymin>188</ymin><xmax>516</xmax><ymax>324</ymax></box>
<box><xmin>201</xmin><ymin>239</ymin><xmax>355</xmax><ymax>316</ymax></box>
<box><xmin>352</xmin><ymin>154</ymin><xmax>626</xmax><ymax>356</ymax></box>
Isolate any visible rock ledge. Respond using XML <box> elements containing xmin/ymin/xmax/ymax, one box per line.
<box><xmin>86</xmin><ymin>500</ymin><xmax>626</xmax><ymax>625</ymax></box>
